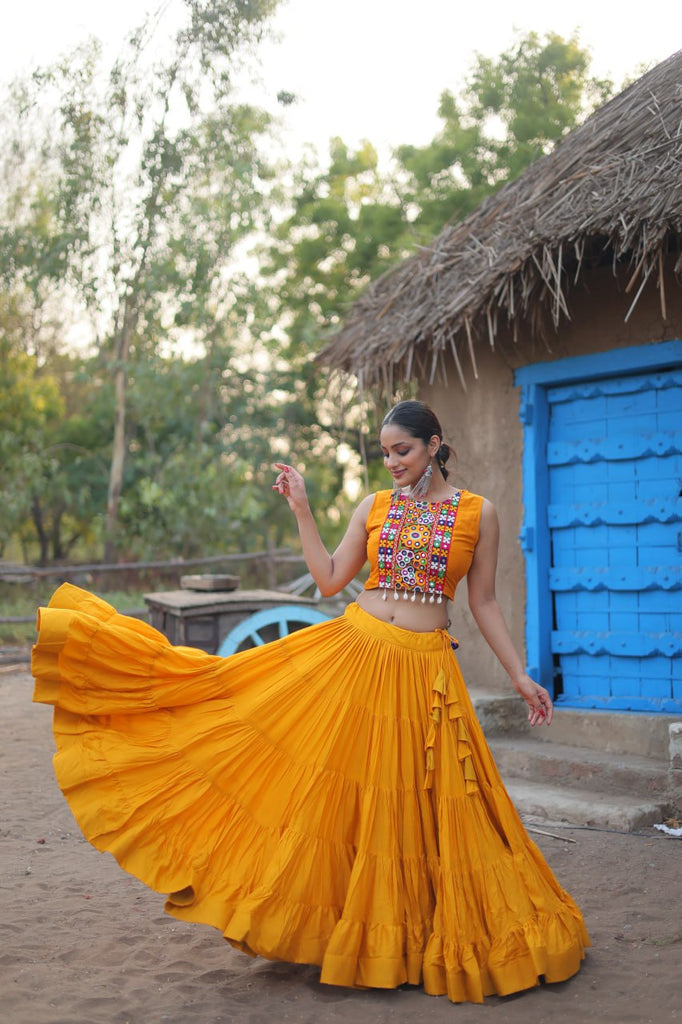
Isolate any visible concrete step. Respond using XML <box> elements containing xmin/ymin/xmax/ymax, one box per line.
<box><xmin>504</xmin><ymin>778</ymin><xmax>668</xmax><ymax>832</ymax></box>
<box><xmin>530</xmin><ymin>705</ymin><xmax>682</xmax><ymax>760</ymax></box>
<box><xmin>488</xmin><ymin>735</ymin><xmax>671</xmax><ymax>799</ymax></box>
<box><xmin>470</xmin><ymin>690</ymin><xmax>681</xmax><ymax>829</ymax></box>
<box><xmin>470</xmin><ymin>689</ymin><xmax>682</xmax><ymax>761</ymax></box>
<box><xmin>470</xmin><ymin>690</ymin><xmax>528</xmax><ymax>736</ymax></box>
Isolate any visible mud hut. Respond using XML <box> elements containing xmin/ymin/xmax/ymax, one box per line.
<box><xmin>321</xmin><ymin>51</ymin><xmax>682</xmax><ymax>713</ymax></box>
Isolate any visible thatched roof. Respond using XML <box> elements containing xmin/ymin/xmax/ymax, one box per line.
<box><xmin>320</xmin><ymin>50</ymin><xmax>682</xmax><ymax>392</ymax></box>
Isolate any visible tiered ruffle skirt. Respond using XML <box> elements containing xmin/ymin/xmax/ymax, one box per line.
<box><xmin>32</xmin><ymin>583</ymin><xmax>589</xmax><ymax>1003</ymax></box>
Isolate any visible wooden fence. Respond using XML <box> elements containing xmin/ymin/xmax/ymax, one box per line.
<box><xmin>0</xmin><ymin>548</ymin><xmax>298</xmax><ymax>631</ymax></box>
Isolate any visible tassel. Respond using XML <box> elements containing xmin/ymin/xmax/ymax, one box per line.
<box><xmin>411</xmin><ymin>592</ymin><xmax>416</xmax><ymax>602</ymax></box>
<box><xmin>394</xmin><ymin>590</ymin><xmax>399</xmax><ymax>601</ymax></box>
<box><xmin>429</xmin><ymin>594</ymin><xmax>435</xmax><ymax>604</ymax></box>
<box><xmin>382</xmin><ymin>589</ymin><xmax>387</xmax><ymax>601</ymax></box>
<box><xmin>403</xmin><ymin>590</ymin><xmax>408</xmax><ymax>600</ymax></box>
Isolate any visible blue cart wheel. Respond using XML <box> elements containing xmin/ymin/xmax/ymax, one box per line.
<box><xmin>217</xmin><ymin>604</ymin><xmax>329</xmax><ymax>657</ymax></box>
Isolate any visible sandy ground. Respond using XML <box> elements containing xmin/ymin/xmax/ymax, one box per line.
<box><xmin>2</xmin><ymin>665</ymin><xmax>681</xmax><ymax>1024</ymax></box>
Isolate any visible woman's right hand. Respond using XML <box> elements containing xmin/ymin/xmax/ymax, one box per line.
<box><xmin>272</xmin><ymin>463</ymin><xmax>309</xmax><ymax>514</ymax></box>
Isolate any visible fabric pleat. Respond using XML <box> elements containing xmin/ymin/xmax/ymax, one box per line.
<box><xmin>32</xmin><ymin>583</ymin><xmax>589</xmax><ymax>1003</ymax></box>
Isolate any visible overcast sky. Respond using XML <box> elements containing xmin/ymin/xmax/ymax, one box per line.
<box><xmin>2</xmin><ymin>0</ymin><xmax>679</xmax><ymax>158</ymax></box>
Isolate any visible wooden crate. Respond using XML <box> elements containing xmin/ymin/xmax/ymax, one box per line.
<box><xmin>144</xmin><ymin>588</ymin><xmax>316</xmax><ymax>655</ymax></box>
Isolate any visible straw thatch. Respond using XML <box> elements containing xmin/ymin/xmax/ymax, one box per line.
<box><xmin>320</xmin><ymin>50</ymin><xmax>682</xmax><ymax>392</ymax></box>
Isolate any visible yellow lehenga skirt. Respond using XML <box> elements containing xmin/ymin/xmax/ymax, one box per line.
<box><xmin>32</xmin><ymin>583</ymin><xmax>589</xmax><ymax>1003</ymax></box>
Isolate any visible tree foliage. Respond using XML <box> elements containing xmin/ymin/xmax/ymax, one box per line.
<box><xmin>265</xmin><ymin>31</ymin><xmax>613</xmax><ymax>351</ymax></box>
<box><xmin>259</xmin><ymin>31</ymin><xmax>614</xmax><ymax>486</ymax></box>
<box><xmin>396</xmin><ymin>31</ymin><xmax>613</xmax><ymax>239</ymax></box>
<box><xmin>0</xmin><ymin>27</ymin><xmax>618</xmax><ymax>567</ymax></box>
<box><xmin>0</xmin><ymin>1</ymin><xmax>281</xmax><ymax>562</ymax></box>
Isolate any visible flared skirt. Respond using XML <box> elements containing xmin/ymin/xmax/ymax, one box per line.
<box><xmin>32</xmin><ymin>583</ymin><xmax>589</xmax><ymax>1003</ymax></box>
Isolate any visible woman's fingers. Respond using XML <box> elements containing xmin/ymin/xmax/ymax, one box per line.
<box><xmin>528</xmin><ymin>689</ymin><xmax>553</xmax><ymax>726</ymax></box>
<box><xmin>521</xmin><ymin>679</ymin><xmax>553</xmax><ymax>727</ymax></box>
<box><xmin>272</xmin><ymin>463</ymin><xmax>306</xmax><ymax>503</ymax></box>
<box><xmin>273</xmin><ymin>463</ymin><xmax>292</xmax><ymax>493</ymax></box>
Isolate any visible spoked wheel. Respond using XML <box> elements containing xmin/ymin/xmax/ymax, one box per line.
<box><xmin>217</xmin><ymin>604</ymin><xmax>329</xmax><ymax>657</ymax></box>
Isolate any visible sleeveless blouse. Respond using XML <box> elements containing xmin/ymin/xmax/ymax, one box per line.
<box><xmin>364</xmin><ymin>489</ymin><xmax>484</xmax><ymax>602</ymax></box>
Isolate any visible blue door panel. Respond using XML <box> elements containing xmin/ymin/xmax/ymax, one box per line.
<box><xmin>550</xmin><ymin>531</ymin><xmax>575</xmax><ymax>562</ymax></box>
<box><xmin>637</xmin><ymin>454</ymin><xmax>682</xmax><ymax>486</ymax></box>
<box><xmin>611</xmin><ymin>672</ymin><xmax>641</xmax><ymax>699</ymax></box>
<box><xmin>517</xmin><ymin>344</ymin><xmax>682</xmax><ymax>713</ymax></box>
<box><xmin>649</xmin><ymin>676</ymin><xmax>673</xmax><ymax>698</ymax></box>
<box><xmin>549</xmin><ymin>464</ymin><xmax>574</xmax><ymax>497</ymax></box>
<box><xmin>609</xmin><ymin>613</ymin><xmax>640</xmax><ymax>631</ymax></box>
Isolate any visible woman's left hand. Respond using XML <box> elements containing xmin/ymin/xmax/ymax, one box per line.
<box><xmin>512</xmin><ymin>674</ymin><xmax>553</xmax><ymax>726</ymax></box>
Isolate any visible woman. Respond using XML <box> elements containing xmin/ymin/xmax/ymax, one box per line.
<box><xmin>32</xmin><ymin>400</ymin><xmax>589</xmax><ymax>1004</ymax></box>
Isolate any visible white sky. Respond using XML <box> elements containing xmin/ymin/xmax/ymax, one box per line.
<box><xmin>2</xmin><ymin>0</ymin><xmax>680</xmax><ymax>160</ymax></box>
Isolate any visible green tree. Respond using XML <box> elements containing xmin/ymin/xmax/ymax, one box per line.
<box><xmin>259</xmin><ymin>31</ymin><xmax>614</xmax><ymax>488</ymax></box>
<box><xmin>0</xmin><ymin>27</ymin><xmax>618</xmax><ymax>566</ymax></box>
<box><xmin>0</xmin><ymin>327</ymin><xmax>63</xmax><ymax>560</ymax></box>
<box><xmin>1</xmin><ymin>0</ymin><xmax>281</xmax><ymax>562</ymax></box>
<box><xmin>262</xmin><ymin>139</ymin><xmax>405</xmax><ymax>356</ymax></box>
<box><xmin>396</xmin><ymin>31</ymin><xmax>613</xmax><ymax>240</ymax></box>
<box><xmin>265</xmin><ymin>31</ymin><xmax>613</xmax><ymax>348</ymax></box>
<box><xmin>0</xmin><ymin>319</ymin><xmax>113</xmax><ymax>563</ymax></box>
<box><xmin>109</xmin><ymin>340</ymin><xmax>354</xmax><ymax>562</ymax></box>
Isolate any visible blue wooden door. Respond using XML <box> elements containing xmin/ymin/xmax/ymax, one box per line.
<box><xmin>546</xmin><ymin>369</ymin><xmax>682</xmax><ymax>711</ymax></box>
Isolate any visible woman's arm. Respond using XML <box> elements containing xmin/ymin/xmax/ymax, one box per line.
<box><xmin>466</xmin><ymin>498</ymin><xmax>553</xmax><ymax>726</ymax></box>
<box><xmin>273</xmin><ymin>463</ymin><xmax>372</xmax><ymax>597</ymax></box>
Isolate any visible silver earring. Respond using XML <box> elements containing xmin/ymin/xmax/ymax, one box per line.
<box><xmin>407</xmin><ymin>463</ymin><xmax>432</xmax><ymax>499</ymax></box>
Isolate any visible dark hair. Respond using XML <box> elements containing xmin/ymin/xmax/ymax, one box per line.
<box><xmin>381</xmin><ymin>400</ymin><xmax>453</xmax><ymax>480</ymax></box>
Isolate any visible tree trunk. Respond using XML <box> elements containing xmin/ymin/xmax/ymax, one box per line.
<box><xmin>50</xmin><ymin>505</ymin><xmax>65</xmax><ymax>562</ymax></box>
<box><xmin>103</xmin><ymin>298</ymin><xmax>137</xmax><ymax>563</ymax></box>
<box><xmin>31</xmin><ymin>496</ymin><xmax>49</xmax><ymax>566</ymax></box>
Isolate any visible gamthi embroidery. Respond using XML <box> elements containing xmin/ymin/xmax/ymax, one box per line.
<box><xmin>377</xmin><ymin>491</ymin><xmax>461</xmax><ymax>603</ymax></box>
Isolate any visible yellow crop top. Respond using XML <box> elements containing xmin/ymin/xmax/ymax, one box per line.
<box><xmin>364</xmin><ymin>489</ymin><xmax>484</xmax><ymax>603</ymax></box>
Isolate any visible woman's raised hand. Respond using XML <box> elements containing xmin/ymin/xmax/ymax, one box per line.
<box><xmin>272</xmin><ymin>463</ymin><xmax>308</xmax><ymax>514</ymax></box>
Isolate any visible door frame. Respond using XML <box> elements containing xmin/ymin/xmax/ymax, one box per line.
<box><xmin>514</xmin><ymin>339</ymin><xmax>682</xmax><ymax>699</ymax></box>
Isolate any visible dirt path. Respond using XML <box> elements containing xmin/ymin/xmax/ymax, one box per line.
<box><xmin>2</xmin><ymin>667</ymin><xmax>680</xmax><ymax>1024</ymax></box>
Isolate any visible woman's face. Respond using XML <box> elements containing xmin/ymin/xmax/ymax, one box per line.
<box><xmin>379</xmin><ymin>424</ymin><xmax>438</xmax><ymax>488</ymax></box>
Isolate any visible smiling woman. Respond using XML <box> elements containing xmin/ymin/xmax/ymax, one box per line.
<box><xmin>33</xmin><ymin>398</ymin><xmax>587</xmax><ymax>1004</ymax></box>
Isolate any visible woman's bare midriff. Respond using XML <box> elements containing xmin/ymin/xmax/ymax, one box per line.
<box><xmin>356</xmin><ymin>588</ymin><xmax>451</xmax><ymax>632</ymax></box>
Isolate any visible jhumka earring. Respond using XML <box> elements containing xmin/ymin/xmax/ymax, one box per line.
<box><xmin>406</xmin><ymin>463</ymin><xmax>432</xmax><ymax>499</ymax></box>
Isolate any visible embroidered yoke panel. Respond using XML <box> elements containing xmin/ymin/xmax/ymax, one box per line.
<box><xmin>364</xmin><ymin>489</ymin><xmax>484</xmax><ymax>602</ymax></box>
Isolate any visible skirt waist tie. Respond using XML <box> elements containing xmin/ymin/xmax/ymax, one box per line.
<box><xmin>423</xmin><ymin>630</ymin><xmax>478</xmax><ymax>794</ymax></box>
